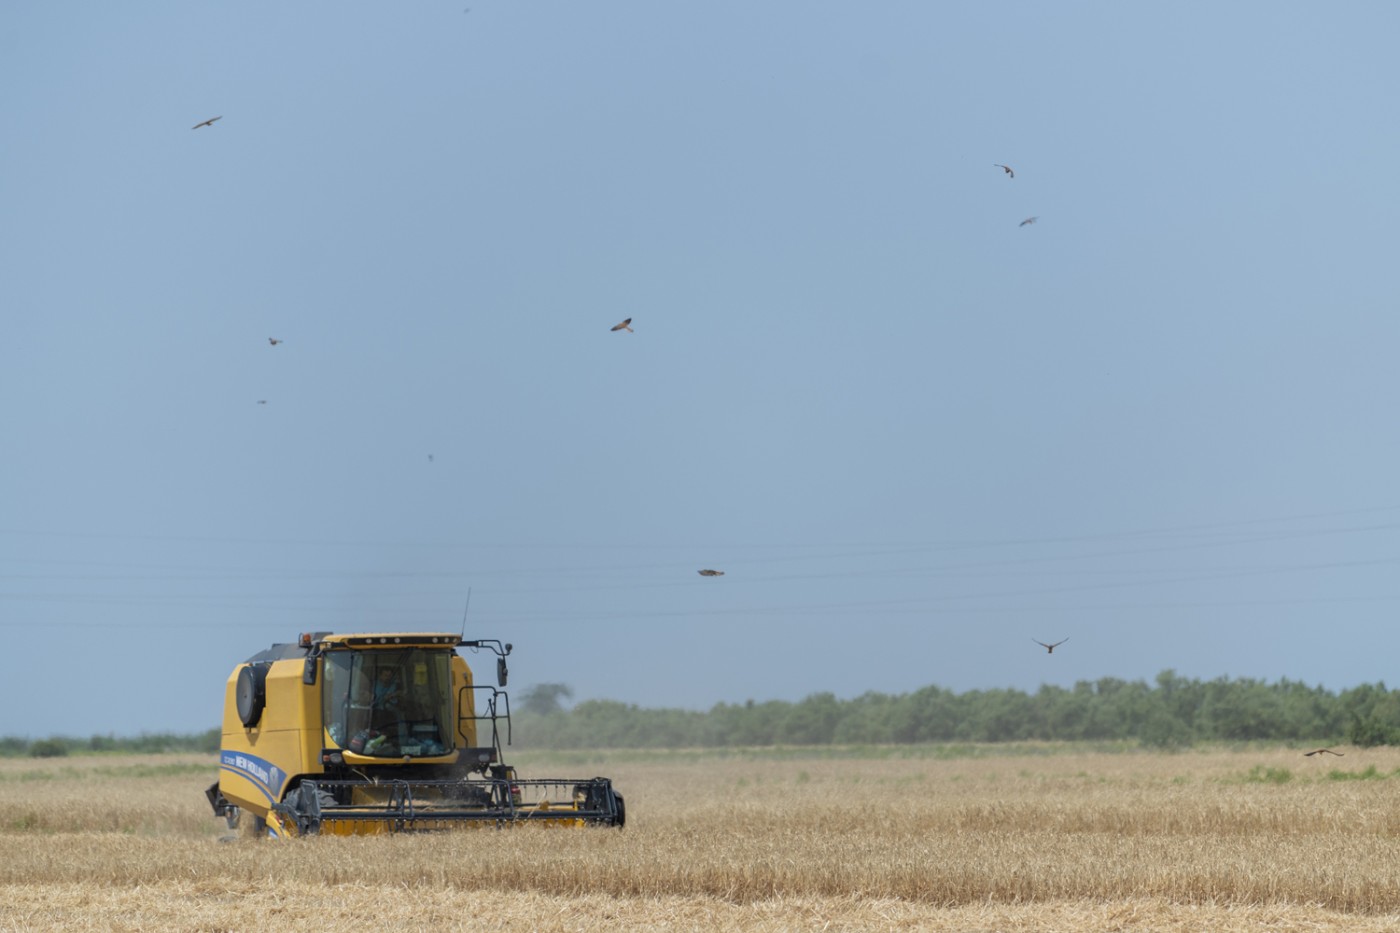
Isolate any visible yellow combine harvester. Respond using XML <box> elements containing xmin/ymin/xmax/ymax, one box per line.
<box><xmin>205</xmin><ymin>633</ymin><xmax>624</xmax><ymax>837</ymax></box>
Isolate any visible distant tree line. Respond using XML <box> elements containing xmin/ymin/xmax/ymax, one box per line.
<box><xmin>7</xmin><ymin>672</ymin><xmax>1400</xmax><ymax>756</ymax></box>
<box><xmin>512</xmin><ymin>671</ymin><xmax>1400</xmax><ymax>750</ymax></box>
<box><xmin>0</xmin><ymin>729</ymin><xmax>220</xmax><ymax>759</ymax></box>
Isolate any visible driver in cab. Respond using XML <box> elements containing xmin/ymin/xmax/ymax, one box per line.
<box><xmin>371</xmin><ymin>668</ymin><xmax>402</xmax><ymax>713</ymax></box>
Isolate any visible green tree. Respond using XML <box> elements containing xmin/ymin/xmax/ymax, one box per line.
<box><xmin>890</xmin><ymin>685</ymin><xmax>958</xmax><ymax>742</ymax></box>
<box><xmin>962</xmin><ymin>688</ymin><xmax>1034</xmax><ymax>742</ymax></box>
<box><xmin>29</xmin><ymin>738</ymin><xmax>68</xmax><ymax>758</ymax></box>
<box><xmin>832</xmin><ymin>691</ymin><xmax>898</xmax><ymax>744</ymax></box>
<box><xmin>518</xmin><ymin>682</ymin><xmax>574</xmax><ymax>715</ymax></box>
<box><xmin>779</xmin><ymin>693</ymin><xmax>841</xmax><ymax>745</ymax></box>
<box><xmin>1342</xmin><ymin>683</ymin><xmax>1400</xmax><ymax>747</ymax></box>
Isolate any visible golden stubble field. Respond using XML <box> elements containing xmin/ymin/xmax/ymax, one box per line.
<box><xmin>3</xmin><ymin>745</ymin><xmax>1400</xmax><ymax>932</ymax></box>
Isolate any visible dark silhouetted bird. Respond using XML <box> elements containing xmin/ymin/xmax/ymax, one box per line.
<box><xmin>611</xmin><ymin>318</ymin><xmax>633</xmax><ymax>333</ymax></box>
<box><xmin>1020</xmin><ymin>216</ymin><xmax>1038</xmax><ymax>227</ymax></box>
<box><xmin>994</xmin><ymin>164</ymin><xmax>1014</xmax><ymax>178</ymax></box>
<box><xmin>268</xmin><ymin>337</ymin><xmax>282</xmax><ymax>346</ymax></box>
<box><xmin>1033</xmin><ymin>638</ymin><xmax>1068</xmax><ymax>654</ymax></box>
<box><xmin>192</xmin><ymin>116</ymin><xmax>222</xmax><ymax>129</ymax></box>
<box><xmin>1303</xmin><ymin>748</ymin><xmax>1344</xmax><ymax>757</ymax></box>
<box><xmin>698</xmin><ymin>569</ymin><xmax>725</xmax><ymax>577</ymax></box>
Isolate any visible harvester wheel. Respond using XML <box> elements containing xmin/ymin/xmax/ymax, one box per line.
<box><xmin>235</xmin><ymin>664</ymin><xmax>268</xmax><ymax>727</ymax></box>
<box><xmin>242</xmin><ymin>813</ymin><xmax>268</xmax><ymax>841</ymax></box>
<box><xmin>297</xmin><ymin>783</ymin><xmax>337</xmax><ymax>814</ymax></box>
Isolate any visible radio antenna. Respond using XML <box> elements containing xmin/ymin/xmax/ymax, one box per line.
<box><xmin>459</xmin><ymin>587</ymin><xmax>473</xmax><ymax>639</ymax></box>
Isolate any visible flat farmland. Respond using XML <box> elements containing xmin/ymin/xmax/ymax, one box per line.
<box><xmin>4</xmin><ymin>745</ymin><xmax>1400</xmax><ymax>931</ymax></box>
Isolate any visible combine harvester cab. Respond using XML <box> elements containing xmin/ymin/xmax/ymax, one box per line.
<box><xmin>205</xmin><ymin>633</ymin><xmax>624</xmax><ymax>837</ymax></box>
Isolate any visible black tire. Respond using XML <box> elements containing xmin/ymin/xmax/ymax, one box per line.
<box><xmin>235</xmin><ymin>665</ymin><xmax>268</xmax><ymax>727</ymax></box>
<box><xmin>298</xmin><ymin>782</ymin><xmax>337</xmax><ymax>814</ymax></box>
<box><xmin>244</xmin><ymin>813</ymin><xmax>268</xmax><ymax>840</ymax></box>
<box><xmin>613</xmin><ymin>792</ymin><xmax>626</xmax><ymax>829</ymax></box>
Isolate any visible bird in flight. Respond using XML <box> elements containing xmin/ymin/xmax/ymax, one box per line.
<box><xmin>1303</xmin><ymin>748</ymin><xmax>1344</xmax><ymax>757</ymax></box>
<box><xmin>268</xmin><ymin>337</ymin><xmax>282</xmax><ymax>346</ymax></box>
<box><xmin>1019</xmin><ymin>216</ymin><xmax>1038</xmax><ymax>227</ymax></box>
<box><xmin>698</xmin><ymin>569</ymin><xmax>725</xmax><ymax>577</ymax></box>
<box><xmin>192</xmin><ymin>116</ymin><xmax>222</xmax><ymax>130</ymax></box>
<box><xmin>256</xmin><ymin>400</ymin><xmax>268</xmax><ymax>405</ymax></box>
<box><xmin>611</xmin><ymin>318</ymin><xmax>633</xmax><ymax>333</ymax></box>
<box><xmin>994</xmin><ymin>164</ymin><xmax>1014</xmax><ymax>178</ymax></box>
<box><xmin>1033</xmin><ymin>638</ymin><xmax>1068</xmax><ymax>654</ymax></box>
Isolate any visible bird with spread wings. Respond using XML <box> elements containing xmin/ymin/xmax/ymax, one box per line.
<box><xmin>610</xmin><ymin>318</ymin><xmax>633</xmax><ymax>333</ymax></box>
<box><xmin>1033</xmin><ymin>638</ymin><xmax>1068</xmax><ymax>654</ymax></box>
<box><xmin>192</xmin><ymin>116</ymin><xmax>222</xmax><ymax>130</ymax></box>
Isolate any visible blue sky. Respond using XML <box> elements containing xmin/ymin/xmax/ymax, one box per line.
<box><xmin>4</xmin><ymin>3</ymin><xmax>1400</xmax><ymax>737</ymax></box>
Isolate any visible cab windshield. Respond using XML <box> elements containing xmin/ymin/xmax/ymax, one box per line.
<box><xmin>322</xmin><ymin>648</ymin><xmax>454</xmax><ymax>758</ymax></box>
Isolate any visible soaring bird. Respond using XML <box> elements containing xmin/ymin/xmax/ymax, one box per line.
<box><xmin>268</xmin><ymin>337</ymin><xmax>282</xmax><ymax>346</ymax></box>
<box><xmin>994</xmin><ymin>164</ymin><xmax>1014</xmax><ymax>178</ymax></box>
<box><xmin>1303</xmin><ymin>748</ymin><xmax>1344</xmax><ymax>757</ymax></box>
<box><xmin>256</xmin><ymin>400</ymin><xmax>268</xmax><ymax>405</ymax></box>
<box><xmin>698</xmin><ymin>569</ymin><xmax>725</xmax><ymax>577</ymax></box>
<box><xmin>1033</xmin><ymin>638</ymin><xmax>1068</xmax><ymax>654</ymax></box>
<box><xmin>610</xmin><ymin>318</ymin><xmax>633</xmax><ymax>333</ymax></box>
<box><xmin>1019</xmin><ymin>216</ymin><xmax>1038</xmax><ymax>227</ymax></box>
<box><xmin>192</xmin><ymin>116</ymin><xmax>222</xmax><ymax>130</ymax></box>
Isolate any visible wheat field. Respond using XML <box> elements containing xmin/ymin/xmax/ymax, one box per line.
<box><xmin>3</xmin><ymin>745</ymin><xmax>1400</xmax><ymax>931</ymax></box>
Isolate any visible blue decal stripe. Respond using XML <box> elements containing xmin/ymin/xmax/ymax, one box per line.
<box><xmin>219</xmin><ymin>750</ymin><xmax>288</xmax><ymax>803</ymax></box>
<box><xmin>218</xmin><ymin>762</ymin><xmax>278</xmax><ymax>804</ymax></box>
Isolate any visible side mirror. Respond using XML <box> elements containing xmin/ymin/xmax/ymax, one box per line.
<box><xmin>497</xmin><ymin>657</ymin><xmax>508</xmax><ymax>687</ymax></box>
<box><xmin>303</xmin><ymin>656</ymin><xmax>317</xmax><ymax>685</ymax></box>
